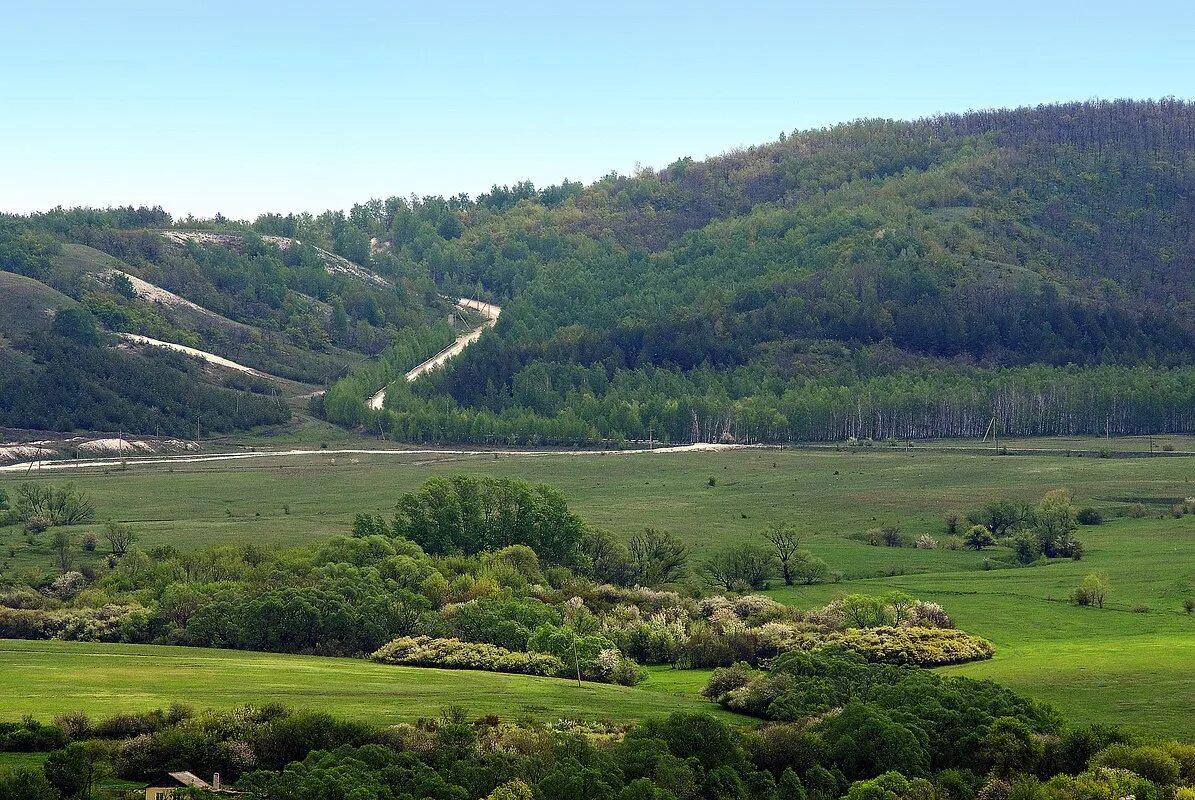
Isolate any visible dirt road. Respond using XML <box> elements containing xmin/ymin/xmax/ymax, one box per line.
<box><xmin>368</xmin><ymin>298</ymin><xmax>501</xmax><ymax>410</ymax></box>
<box><xmin>0</xmin><ymin>442</ymin><xmax>745</xmax><ymax>473</ymax></box>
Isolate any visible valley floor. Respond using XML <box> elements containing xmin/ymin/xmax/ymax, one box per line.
<box><xmin>1</xmin><ymin>444</ymin><xmax>1193</xmax><ymax>736</ymax></box>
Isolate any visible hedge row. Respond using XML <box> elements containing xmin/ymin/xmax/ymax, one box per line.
<box><xmin>370</xmin><ymin>636</ymin><xmax>565</xmax><ymax>676</ymax></box>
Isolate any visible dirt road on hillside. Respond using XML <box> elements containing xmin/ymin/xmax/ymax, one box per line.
<box><xmin>368</xmin><ymin>298</ymin><xmax>501</xmax><ymax>410</ymax></box>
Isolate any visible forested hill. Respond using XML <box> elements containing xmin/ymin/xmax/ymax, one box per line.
<box><xmin>324</xmin><ymin>99</ymin><xmax>1195</xmax><ymax>444</ymax></box>
<box><xmin>0</xmin><ymin>212</ymin><xmax>453</xmax><ymax>436</ymax></box>
<box><xmin>6</xmin><ymin>99</ymin><xmax>1195</xmax><ymax>443</ymax></box>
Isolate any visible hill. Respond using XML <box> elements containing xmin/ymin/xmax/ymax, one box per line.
<box><xmin>0</xmin><ymin>215</ymin><xmax>456</xmax><ymax>437</ymax></box>
<box><xmin>5</xmin><ymin>100</ymin><xmax>1195</xmax><ymax>444</ymax></box>
<box><xmin>314</xmin><ymin>99</ymin><xmax>1195</xmax><ymax>445</ymax></box>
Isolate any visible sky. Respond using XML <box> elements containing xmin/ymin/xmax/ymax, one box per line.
<box><xmin>3</xmin><ymin>0</ymin><xmax>1193</xmax><ymax>220</ymax></box>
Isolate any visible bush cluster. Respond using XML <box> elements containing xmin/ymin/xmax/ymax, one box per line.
<box><xmin>370</xmin><ymin>636</ymin><xmax>565</xmax><ymax>677</ymax></box>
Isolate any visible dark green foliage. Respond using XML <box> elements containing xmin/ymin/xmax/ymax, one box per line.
<box><xmin>702</xmin><ymin>543</ymin><xmax>777</xmax><ymax>590</ymax></box>
<box><xmin>322</xmin><ymin>100</ymin><xmax>1195</xmax><ymax>445</ymax></box>
<box><xmin>709</xmin><ymin>650</ymin><xmax>1059</xmax><ymax>774</ymax></box>
<box><xmin>392</xmin><ymin>475</ymin><xmax>585</xmax><ymax>566</ymax></box>
<box><xmin>0</xmin><ymin>334</ymin><xmax>289</xmax><ymax>435</ymax></box>
<box><xmin>0</xmin><ymin>768</ymin><xmax>56</xmax><ymax>800</ymax></box>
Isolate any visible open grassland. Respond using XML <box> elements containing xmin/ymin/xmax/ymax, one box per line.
<box><xmin>0</xmin><ymin>639</ymin><xmax>721</xmax><ymax>725</ymax></box>
<box><xmin>770</xmin><ymin>521</ymin><xmax>1195</xmax><ymax>739</ymax></box>
<box><xmin>2</xmin><ymin>445</ymin><xmax>1193</xmax><ymax>736</ymax></box>
<box><xmin>3</xmin><ymin>443</ymin><xmax>1193</xmax><ymax>561</ymax></box>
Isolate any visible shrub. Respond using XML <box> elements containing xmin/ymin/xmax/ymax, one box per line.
<box><xmin>11</xmin><ymin>483</ymin><xmax>96</xmax><ymax>526</ymax></box>
<box><xmin>945</xmin><ymin>513</ymin><xmax>960</xmax><ymax>536</ymax></box>
<box><xmin>1071</xmin><ymin>574</ymin><xmax>1108</xmax><ymax>608</ymax></box>
<box><xmin>370</xmin><ymin>636</ymin><xmax>564</xmax><ymax>677</ymax></box>
<box><xmin>881</xmin><ymin>526</ymin><xmax>902</xmax><ymax>547</ymax></box>
<box><xmin>49</xmin><ymin>571</ymin><xmax>86</xmax><ymax>599</ymax></box>
<box><xmin>914</xmin><ymin>535</ymin><xmax>938</xmax><ymax>550</ymax></box>
<box><xmin>81</xmin><ymin>532</ymin><xmax>98</xmax><ymax>552</ymax></box>
<box><xmin>1076</xmin><ymin>508</ymin><xmax>1103</xmax><ymax>525</ymax></box>
<box><xmin>1184</xmin><ymin>598</ymin><xmax>1194</xmax><ymax>615</ymax></box>
<box><xmin>1125</xmin><ymin>503</ymin><xmax>1149</xmax><ymax>519</ymax></box>
<box><xmin>815</xmin><ymin>626</ymin><xmax>995</xmax><ymax>666</ymax></box>
<box><xmin>701</xmin><ymin>662</ymin><xmax>756</xmax><ymax>700</ymax></box>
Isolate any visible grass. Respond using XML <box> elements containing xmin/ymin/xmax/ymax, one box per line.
<box><xmin>0</xmin><ymin>271</ymin><xmax>76</xmax><ymax>337</ymax></box>
<box><xmin>0</xmin><ymin>639</ymin><xmax>720</xmax><ymax>726</ymax></box>
<box><xmin>1</xmin><ymin>444</ymin><xmax>1193</xmax><ymax>737</ymax></box>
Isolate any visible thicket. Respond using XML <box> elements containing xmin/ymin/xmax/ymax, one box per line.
<box><xmin>2</xmin><ymin>671</ymin><xmax>1193</xmax><ymax>800</ymax></box>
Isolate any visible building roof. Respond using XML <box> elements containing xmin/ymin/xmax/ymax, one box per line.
<box><xmin>157</xmin><ymin>771</ymin><xmax>212</xmax><ymax>789</ymax></box>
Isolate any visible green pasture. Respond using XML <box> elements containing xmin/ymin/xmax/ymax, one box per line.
<box><xmin>0</xmin><ymin>639</ymin><xmax>721</xmax><ymax>726</ymax></box>
<box><xmin>2</xmin><ymin>444</ymin><xmax>1193</xmax><ymax>737</ymax></box>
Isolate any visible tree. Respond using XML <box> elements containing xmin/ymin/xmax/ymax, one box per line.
<box><xmin>112</xmin><ymin>273</ymin><xmax>137</xmax><ymax>299</ymax></box>
<box><xmin>789</xmin><ymin>550</ymin><xmax>830</xmax><ymax>585</ymax></box>
<box><xmin>392</xmin><ymin>475</ymin><xmax>584</xmax><ymax>566</ymax></box>
<box><xmin>627</xmin><ymin>529</ymin><xmax>688</xmax><ymax>585</ymax></box>
<box><xmin>979</xmin><ymin>717</ymin><xmax>1044</xmax><ymax>777</ymax></box>
<box><xmin>583</xmin><ymin>527</ymin><xmax>633</xmax><ymax>585</ymax></box>
<box><xmin>1073</xmin><ymin>573</ymin><xmax>1108</xmax><ymax>608</ymax></box>
<box><xmin>1033</xmin><ymin>489</ymin><xmax>1079</xmax><ymax>557</ymax></box>
<box><xmin>0</xmin><ymin>768</ymin><xmax>57</xmax><ymax>800</ymax></box>
<box><xmin>763</xmin><ymin>523</ymin><xmax>802</xmax><ymax>585</ymax></box>
<box><xmin>963</xmin><ymin>525</ymin><xmax>995</xmax><ymax>551</ymax></box>
<box><xmin>50</xmin><ymin>529</ymin><xmax>74</xmax><ymax>574</ymax></box>
<box><xmin>702</xmin><ymin>543</ymin><xmax>776</xmax><ymax>591</ymax></box>
<box><xmin>840</xmin><ymin>595</ymin><xmax>889</xmax><ymax>628</ymax></box>
<box><xmin>43</xmin><ymin>741</ymin><xmax>110</xmax><ymax>800</ymax></box>
<box><xmin>883</xmin><ymin>592</ymin><xmax>917</xmax><ymax>625</ymax></box>
<box><xmin>881</xmin><ymin>526</ymin><xmax>902</xmax><ymax>547</ymax></box>
<box><xmin>50</xmin><ymin>308</ymin><xmax>101</xmax><ymax>345</ymax></box>
<box><xmin>103</xmin><ymin>522</ymin><xmax>137</xmax><ymax>556</ymax></box>
<box><xmin>971</xmin><ymin>500</ymin><xmax>1031</xmax><ymax>538</ymax></box>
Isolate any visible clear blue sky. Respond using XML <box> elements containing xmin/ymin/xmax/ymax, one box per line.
<box><xmin>3</xmin><ymin>0</ymin><xmax>1193</xmax><ymax>220</ymax></box>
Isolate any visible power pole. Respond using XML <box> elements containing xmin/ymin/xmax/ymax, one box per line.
<box><xmin>572</xmin><ymin>637</ymin><xmax>582</xmax><ymax>688</ymax></box>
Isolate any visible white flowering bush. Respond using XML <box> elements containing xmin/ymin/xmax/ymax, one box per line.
<box><xmin>905</xmin><ymin>601</ymin><xmax>953</xmax><ymax>629</ymax></box>
<box><xmin>732</xmin><ymin>594</ymin><xmax>786</xmax><ymax>620</ymax></box>
<box><xmin>915</xmin><ymin>534</ymin><xmax>939</xmax><ymax>550</ymax></box>
<box><xmin>50</xmin><ymin>571</ymin><xmax>86</xmax><ymax>599</ymax></box>
<box><xmin>371</xmin><ymin>636</ymin><xmax>564</xmax><ymax>676</ymax></box>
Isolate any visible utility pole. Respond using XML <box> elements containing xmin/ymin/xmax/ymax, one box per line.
<box><xmin>572</xmin><ymin>637</ymin><xmax>582</xmax><ymax>688</ymax></box>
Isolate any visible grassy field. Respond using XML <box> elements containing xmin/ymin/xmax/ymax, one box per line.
<box><xmin>770</xmin><ymin>516</ymin><xmax>1195</xmax><ymax>738</ymax></box>
<box><xmin>2</xmin><ymin>444</ymin><xmax>1193</xmax><ymax>737</ymax></box>
<box><xmin>0</xmin><ymin>639</ymin><xmax>720</xmax><ymax>725</ymax></box>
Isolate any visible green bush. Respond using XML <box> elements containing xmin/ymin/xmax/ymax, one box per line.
<box><xmin>813</xmin><ymin>626</ymin><xmax>994</xmax><ymax>666</ymax></box>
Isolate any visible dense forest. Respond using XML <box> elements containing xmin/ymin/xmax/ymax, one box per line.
<box><xmin>5</xmin><ymin>100</ymin><xmax>1195</xmax><ymax>442</ymax></box>
<box><xmin>317</xmin><ymin>99</ymin><xmax>1195</xmax><ymax>444</ymax></box>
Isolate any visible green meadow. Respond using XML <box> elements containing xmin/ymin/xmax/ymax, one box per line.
<box><xmin>2</xmin><ymin>443</ymin><xmax>1193</xmax><ymax>736</ymax></box>
<box><xmin>0</xmin><ymin>639</ymin><xmax>719</xmax><ymax>725</ymax></box>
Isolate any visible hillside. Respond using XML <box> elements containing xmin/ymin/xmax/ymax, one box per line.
<box><xmin>5</xmin><ymin>100</ymin><xmax>1195</xmax><ymax>444</ymax></box>
<box><xmin>317</xmin><ymin>99</ymin><xmax>1195</xmax><ymax>445</ymax></box>
<box><xmin>0</xmin><ymin>217</ymin><xmax>455</xmax><ymax>438</ymax></box>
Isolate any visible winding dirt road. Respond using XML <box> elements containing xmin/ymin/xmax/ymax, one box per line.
<box><xmin>368</xmin><ymin>298</ymin><xmax>501</xmax><ymax>410</ymax></box>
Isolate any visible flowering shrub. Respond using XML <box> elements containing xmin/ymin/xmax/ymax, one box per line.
<box><xmin>814</xmin><ymin>626</ymin><xmax>994</xmax><ymax>665</ymax></box>
<box><xmin>371</xmin><ymin>636</ymin><xmax>564</xmax><ymax>676</ymax></box>
<box><xmin>0</xmin><ymin>604</ymin><xmax>148</xmax><ymax>642</ymax></box>
<box><xmin>49</xmin><ymin>571</ymin><xmax>86</xmax><ymax>599</ymax></box>
<box><xmin>904</xmin><ymin>601</ymin><xmax>952</xmax><ymax>629</ymax></box>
